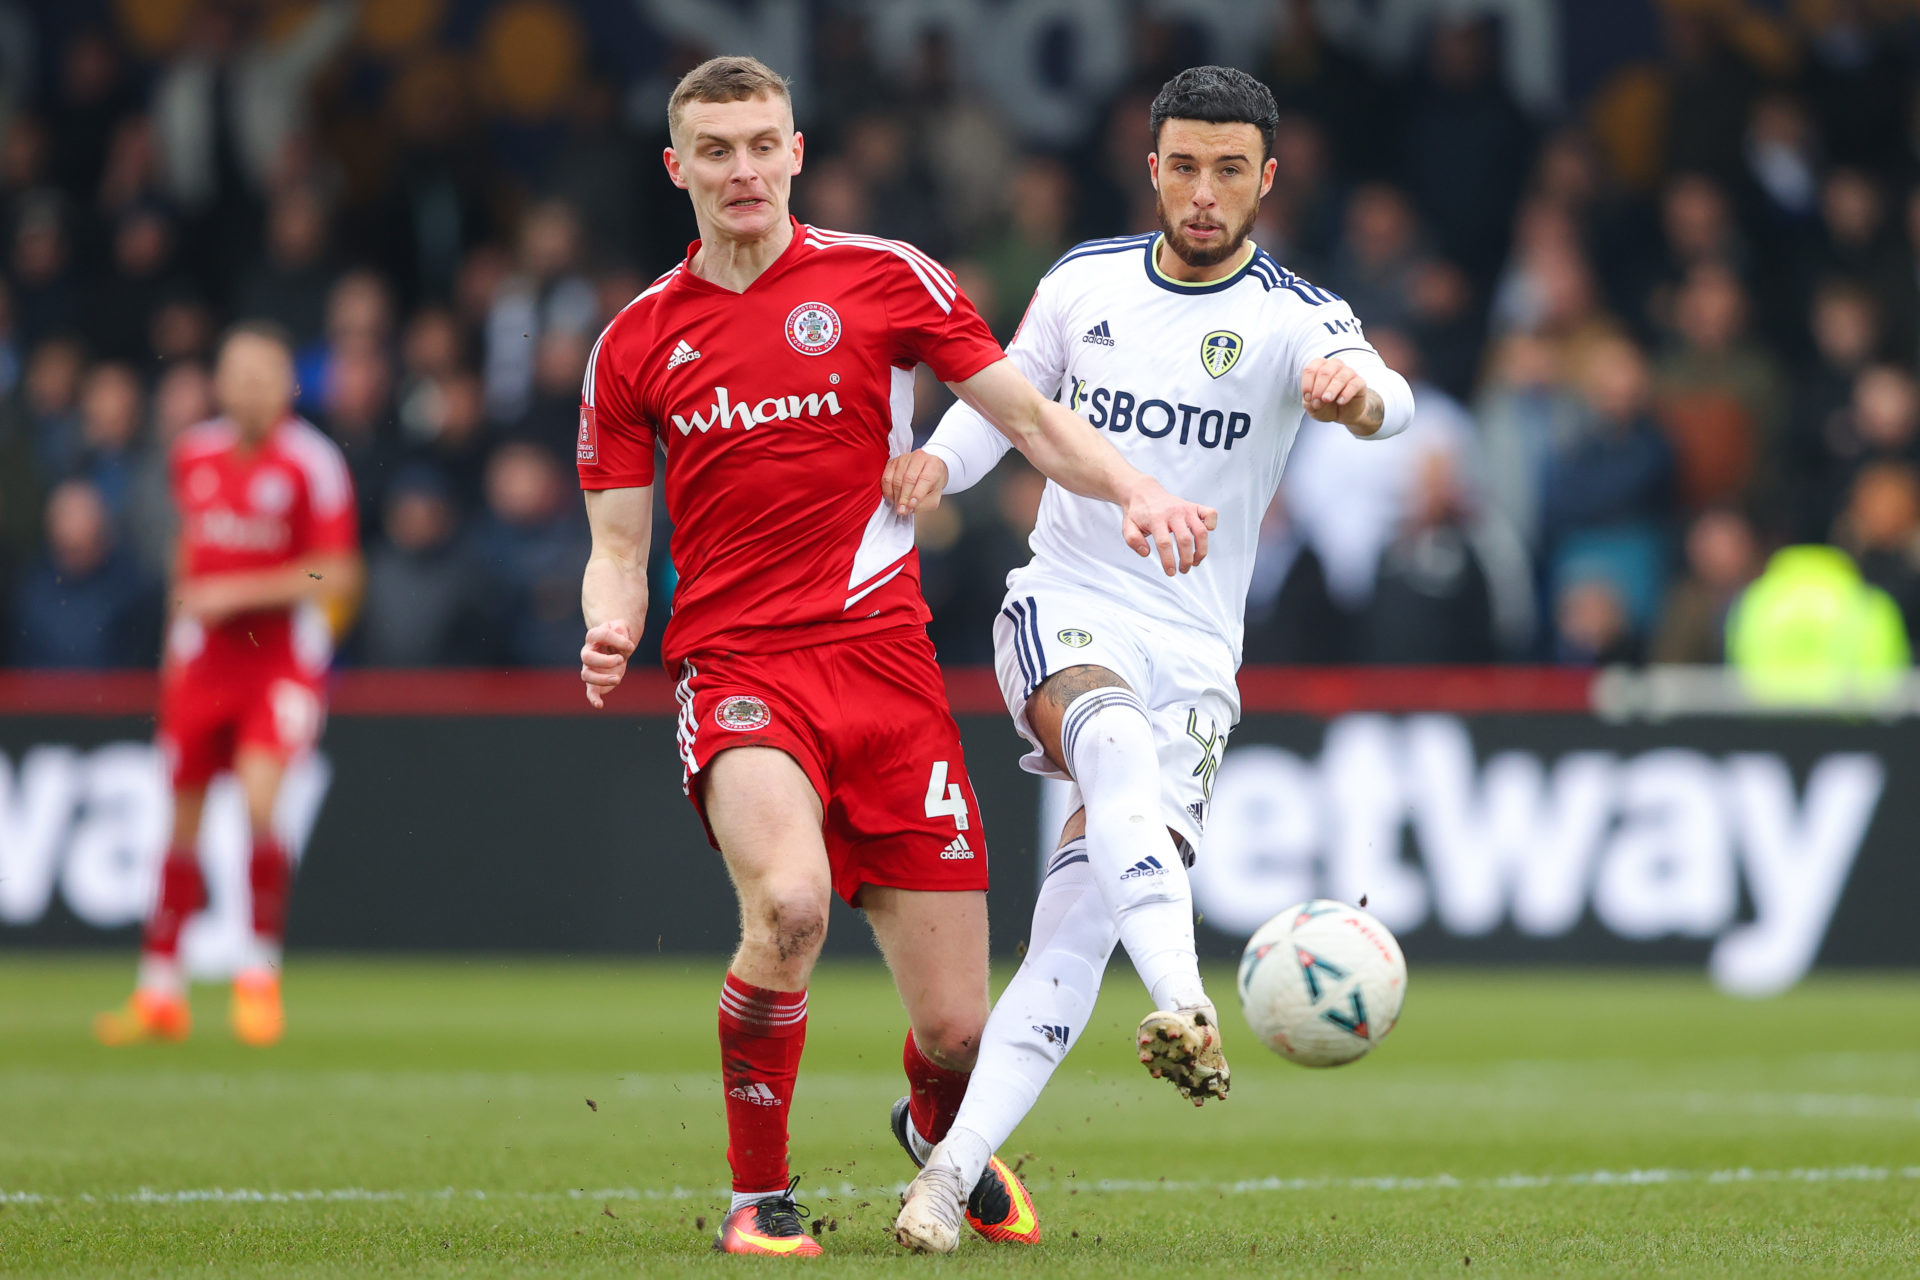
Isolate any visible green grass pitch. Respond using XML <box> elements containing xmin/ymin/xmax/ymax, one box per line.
<box><xmin>1</xmin><ymin>957</ymin><xmax>1915</xmax><ymax>1278</ymax></box>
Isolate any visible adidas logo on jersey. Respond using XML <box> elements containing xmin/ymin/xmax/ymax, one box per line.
<box><xmin>1081</xmin><ymin>320</ymin><xmax>1115</xmax><ymax>346</ymax></box>
<box><xmin>727</xmin><ymin>1082</ymin><xmax>782</xmax><ymax>1107</ymax></box>
<box><xmin>1120</xmin><ymin>855</ymin><xmax>1167</xmax><ymax>880</ymax></box>
<box><xmin>666</xmin><ymin>339</ymin><xmax>701</xmax><ymax>370</ymax></box>
<box><xmin>940</xmin><ymin>833</ymin><xmax>975</xmax><ymax>860</ymax></box>
<box><xmin>1032</xmin><ymin>1024</ymin><xmax>1071</xmax><ymax>1048</ymax></box>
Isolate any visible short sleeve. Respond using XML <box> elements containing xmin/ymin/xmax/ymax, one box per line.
<box><xmin>578</xmin><ymin>318</ymin><xmax>657</xmax><ymax>491</ymax></box>
<box><xmin>884</xmin><ymin>248</ymin><xmax>1004</xmax><ymax>384</ymax></box>
<box><xmin>1289</xmin><ymin>295</ymin><xmax>1380</xmax><ymax>375</ymax></box>
<box><xmin>290</xmin><ymin>431</ymin><xmax>359</xmax><ymax>555</ymax></box>
<box><xmin>1280</xmin><ymin>291</ymin><xmax>1414</xmax><ymax>441</ymax></box>
<box><xmin>1002</xmin><ymin>270</ymin><xmax>1071</xmax><ymax>400</ymax></box>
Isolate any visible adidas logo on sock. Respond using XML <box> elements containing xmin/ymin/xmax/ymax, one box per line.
<box><xmin>1031</xmin><ymin>1024</ymin><xmax>1071</xmax><ymax>1047</ymax></box>
<box><xmin>1119</xmin><ymin>855</ymin><xmax>1166</xmax><ymax>881</ymax></box>
<box><xmin>940</xmin><ymin>833</ymin><xmax>975</xmax><ymax>860</ymax></box>
<box><xmin>666</xmin><ymin>339</ymin><xmax>702</xmax><ymax>370</ymax></box>
<box><xmin>727</xmin><ymin>1082</ymin><xmax>782</xmax><ymax>1106</ymax></box>
<box><xmin>1081</xmin><ymin>319</ymin><xmax>1115</xmax><ymax>346</ymax></box>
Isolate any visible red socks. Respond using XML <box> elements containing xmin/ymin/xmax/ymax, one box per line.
<box><xmin>717</xmin><ymin>973</ymin><xmax>808</xmax><ymax>1193</ymax></box>
<box><xmin>903</xmin><ymin>1029</ymin><xmax>971</xmax><ymax>1145</ymax></box>
<box><xmin>249</xmin><ymin>838</ymin><xmax>291</xmax><ymax>944</ymax></box>
<box><xmin>143</xmin><ymin>850</ymin><xmax>206</xmax><ymax>960</ymax></box>
<box><xmin>711</xmin><ymin>982</ymin><xmax>973</xmax><ymax>1191</ymax></box>
<box><xmin>139</xmin><ymin>838</ymin><xmax>290</xmax><ymax>990</ymax></box>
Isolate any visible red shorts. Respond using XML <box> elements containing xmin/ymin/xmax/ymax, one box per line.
<box><xmin>675</xmin><ymin>629</ymin><xmax>988</xmax><ymax>905</ymax></box>
<box><xmin>157</xmin><ymin>662</ymin><xmax>326</xmax><ymax>790</ymax></box>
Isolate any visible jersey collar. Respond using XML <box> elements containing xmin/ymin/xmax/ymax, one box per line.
<box><xmin>678</xmin><ymin>216</ymin><xmax>810</xmax><ymax>296</ymax></box>
<box><xmin>1143</xmin><ymin>234</ymin><xmax>1259</xmax><ymax>296</ymax></box>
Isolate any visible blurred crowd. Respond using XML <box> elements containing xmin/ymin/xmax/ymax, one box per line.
<box><xmin>6</xmin><ymin>0</ymin><xmax>1920</xmax><ymax>671</ymax></box>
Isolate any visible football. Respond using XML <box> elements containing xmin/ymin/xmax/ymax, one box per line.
<box><xmin>1237</xmin><ymin>899</ymin><xmax>1407</xmax><ymax>1068</ymax></box>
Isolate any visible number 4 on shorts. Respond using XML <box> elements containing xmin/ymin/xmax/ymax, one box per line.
<box><xmin>924</xmin><ymin>760</ymin><xmax>970</xmax><ymax>831</ymax></box>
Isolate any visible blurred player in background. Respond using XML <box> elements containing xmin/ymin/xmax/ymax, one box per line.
<box><xmin>95</xmin><ymin>323</ymin><xmax>362</xmax><ymax>1049</ymax></box>
<box><xmin>574</xmin><ymin>57</ymin><xmax>1215</xmax><ymax>1256</ymax></box>
<box><xmin>891</xmin><ymin>67</ymin><xmax>1414</xmax><ymax>1251</ymax></box>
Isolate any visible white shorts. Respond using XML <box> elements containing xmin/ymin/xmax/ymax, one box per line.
<box><xmin>992</xmin><ymin>573</ymin><xmax>1238</xmax><ymax>858</ymax></box>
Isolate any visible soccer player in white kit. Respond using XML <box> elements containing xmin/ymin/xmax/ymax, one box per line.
<box><xmin>890</xmin><ymin>67</ymin><xmax>1415</xmax><ymax>1252</ymax></box>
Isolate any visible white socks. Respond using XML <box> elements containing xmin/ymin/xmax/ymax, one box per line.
<box><xmin>237</xmin><ymin>936</ymin><xmax>282</xmax><ymax>977</ymax></box>
<box><xmin>926</xmin><ymin>1128</ymin><xmax>992</xmax><ymax>1188</ymax></box>
<box><xmin>922</xmin><ymin>687</ymin><xmax>1213</xmax><ymax>1193</ymax></box>
<box><xmin>137</xmin><ymin>955</ymin><xmax>184</xmax><ymax>998</ymax></box>
<box><xmin>936</xmin><ymin>843</ymin><xmax>1118</xmax><ymax>1190</ymax></box>
<box><xmin>1059</xmin><ymin>689</ymin><xmax>1209</xmax><ymax>1013</ymax></box>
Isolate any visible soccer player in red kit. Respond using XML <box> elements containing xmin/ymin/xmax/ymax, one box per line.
<box><xmin>576</xmin><ymin>57</ymin><xmax>1216</xmax><ymax>1256</ymax></box>
<box><xmin>94</xmin><ymin>323</ymin><xmax>361</xmax><ymax>1049</ymax></box>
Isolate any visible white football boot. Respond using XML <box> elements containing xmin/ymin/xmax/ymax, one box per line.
<box><xmin>1137</xmin><ymin>1004</ymin><xmax>1231</xmax><ymax>1105</ymax></box>
<box><xmin>894</xmin><ymin>1158</ymin><xmax>968</xmax><ymax>1254</ymax></box>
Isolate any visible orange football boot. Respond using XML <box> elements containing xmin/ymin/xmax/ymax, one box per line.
<box><xmin>712</xmin><ymin>1178</ymin><xmax>823</xmax><ymax>1256</ymax></box>
<box><xmin>230</xmin><ymin>971</ymin><xmax>284</xmax><ymax>1048</ymax></box>
<box><xmin>93</xmin><ymin>989</ymin><xmax>190</xmax><ymax>1045</ymax></box>
<box><xmin>964</xmin><ymin>1155</ymin><xmax>1041</xmax><ymax>1243</ymax></box>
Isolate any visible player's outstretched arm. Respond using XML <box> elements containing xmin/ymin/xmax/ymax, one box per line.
<box><xmin>1300</xmin><ymin>352</ymin><xmax>1414</xmax><ymax>440</ymax></box>
<box><xmin>173</xmin><ymin>551</ymin><xmax>364</xmax><ymax>626</ymax></box>
<box><xmin>948</xmin><ymin>358</ymin><xmax>1218</xmax><ymax>576</ymax></box>
<box><xmin>580</xmin><ymin>485</ymin><xmax>654</xmax><ymax>708</ymax></box>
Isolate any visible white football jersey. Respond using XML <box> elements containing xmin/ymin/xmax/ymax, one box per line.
<box><xmin>929</xmin><ymin>231</ymin><xmax>1408</xmax><ymax>662</ymax></box>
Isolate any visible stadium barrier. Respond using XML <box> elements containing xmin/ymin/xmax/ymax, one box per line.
<box><xmin>1</xmin><ymin>668</ymin><xmax>1915</xmax><ymax>995</ymax></box>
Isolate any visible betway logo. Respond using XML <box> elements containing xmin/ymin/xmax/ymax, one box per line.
<box><xmin>1184</xmin><ymin>716</ymin><xmax>1888</xmax><ymax>997</ymax></box>
<box><xmin>0</xmin><ymin>744</ymin><xmax>330</xmax><ymax>972</ymax></box>
<box><xmin>671</xmin><ymin>386</ymin><xmax>844</xmax><ymax>436</ymax></box>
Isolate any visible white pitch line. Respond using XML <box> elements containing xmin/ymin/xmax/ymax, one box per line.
<box><xmin>5</xmin><ymin>1166</ymin><xmax>1917</xmax><ymax>1207</ymax></box>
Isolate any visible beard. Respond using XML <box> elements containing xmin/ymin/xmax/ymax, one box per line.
<box><xmin>1156</xmin><ymin>198</ymin><xmax>1258</xmax><ymax>268</ymax></box>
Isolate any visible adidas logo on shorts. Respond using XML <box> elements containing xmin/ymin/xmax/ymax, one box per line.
<box><xmin>940</xmin><ymin>833</ymin><xmax>975</xmax><ymax>860</ymax></box>
<box><xmin>1032</xmin><ymin>1024</ymin><xmax>1071</xmax><ymax>1047</ymax></box>
<box><xmin>1119</xmin><ymin>855</ymin><xmax>1166</xmax><ymax>880</ymax></box>
<box><xmin>727</xmin><ymin>1082</ymin><xmax>782</xmax><ymax>1106</ymax></box>
<box><xmin>1081</xmin><ymin>319</ymin><xmax>1115</xmax><ymax>346</ymax></box>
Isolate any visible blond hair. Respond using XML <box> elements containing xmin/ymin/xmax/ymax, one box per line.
<box><xmin>667</xmin><ymin>56</ymin><xmax>792</xmax><ymax>143</ymax></box>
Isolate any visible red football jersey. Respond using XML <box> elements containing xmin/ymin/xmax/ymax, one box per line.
<box><xmin>578</xmin><ymin>219</ymin><xmax>1004</xmax><ymax>667</ymax></box>
<box><xmin>165</xmin><ymin>415</ymin><xmax>358</xmax><ymax>677</ymax></box>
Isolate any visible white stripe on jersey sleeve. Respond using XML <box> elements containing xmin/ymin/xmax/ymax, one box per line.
<box><xmin>803</xmin><ymin>229</ymin><xmax>955</xmax><ymax>313</ymax></box>
<box><xmin>280</xmin><ymin>419</ymin><xmax>354</xmax><ymax>517</ymax></box>
<box><xmin>804</xmin><ymin>225</ymin><xmax>956</xmax><ymax>291</ymax></box>
<box><xmin>582</xmin><ymin>266</ymin><xmax>681</xmax><ymax>406</ymax></box>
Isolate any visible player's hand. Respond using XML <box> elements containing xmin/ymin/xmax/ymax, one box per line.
<box><xmin>1121</xmin><ymin>478</ymin><xmax>1217</xmax><ymax>576</ymax></box>
<box><xmin>1301</xmin><ymin>356</ymin><xmax>1377</xmax><ymax>429</ymax></box>
<box><xmin>580</xmin><ymin>620</ymin><xmax>637</xmax><ymax>708</ymax></box>
<box><xmin>883</xmin><ymin>450</ymin><xmax>950</xmax><ymax>517</ymax></box>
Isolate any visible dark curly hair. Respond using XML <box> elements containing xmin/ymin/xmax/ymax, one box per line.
<box><xmin>1149</xmin><ymin>65</ymin><xmax>1280</xmax><ymax>160</ymax></box>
